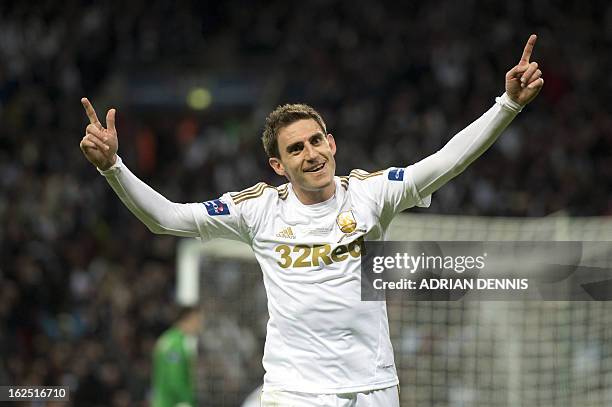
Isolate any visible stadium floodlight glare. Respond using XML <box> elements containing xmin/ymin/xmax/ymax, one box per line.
<box><xmin>187</xmin><ymin>87</ymin><xmax>212</xmax><ymax>110</ymax></box>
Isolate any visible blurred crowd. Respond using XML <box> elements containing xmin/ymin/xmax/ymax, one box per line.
<box><xmin>1</xmin><ymin>0</ymin><xmax>611</xmax><ymax>405</ymax></box>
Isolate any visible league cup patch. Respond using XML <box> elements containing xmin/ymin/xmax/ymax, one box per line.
<box><xmin>203</xmin><ymin>199</ymin><xmax>230</xmax><ymax>216</ymax></box>
<box><xmin>388</xmin><ymin>168</ymin><xmax>405</xmax><ymax>181</ymax></box>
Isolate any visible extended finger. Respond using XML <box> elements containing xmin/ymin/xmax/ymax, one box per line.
<box><xmin>84</xmin><ymin>133</ymin><xmax>109</xmax><ymax>151</ymax></box>
<box><xmin>519</xmin><ymin>34</ymin><xmax>537</xmax><ymax>64</ymax></box>
<box><xmin>106</xmin><ymin>108</ymin><xmax>116</xmax><ymax>133</ymax></box>
<box><xmin>81</xmin><ymin>97</ymin><xmax>102</xmax><ymax>128</ymax></box>
<box><xmin>520</xmin><ymin>62</ymin><xmax>539</xmax><ymax>86</ymax></box>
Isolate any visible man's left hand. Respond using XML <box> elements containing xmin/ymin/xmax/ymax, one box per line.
<box><xmin>505</xmin><ymin>34</ymin><xmax>544</xmax><ymax>105</ymax></box>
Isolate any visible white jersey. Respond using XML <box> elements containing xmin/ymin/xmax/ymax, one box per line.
<box><xmin>194</xmin><ymin>167</ymin><xmax>430</xmax><ymax>393</ymax></box>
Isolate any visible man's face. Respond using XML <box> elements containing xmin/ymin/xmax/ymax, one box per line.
<box><xmin>269</xmin><ymin>119</ymin><xmax>337</xmax><ymax>203</ymax></box>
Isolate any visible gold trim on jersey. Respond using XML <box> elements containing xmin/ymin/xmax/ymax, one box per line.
<box><xmin>348</xmin><ymin>169</ymin><xmax>384</xmax><ymax>180</ymax></box>
<box><xmin>231</xmin><ymin>182</ymin><xmax>265</xmax><ymax>199</ymax></box>
<box><xmin>231</xmin><ymin>182</ymin><xmax>289</xmax><ymax>205</ymax></box>
<box><xmin>231</xmin><ymin>169</ymin><xmax>384</xmax><ymax>205</ymax></box>
<box><xmin>277</xmin><ymin>185</ymin><xmax>289</xmax><ymax>200</ymax></box>
<box><xmin>339</xmin><ymin>176</ymin><xmax>349</xmax><ymax>190</ymax></box>
<box><xmin>231</xmin><ymin>182</ymin><xmax>266</xmax><ymax>203</ymax></box>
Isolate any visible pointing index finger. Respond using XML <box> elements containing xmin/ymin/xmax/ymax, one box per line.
<box><xmin>520</xmin><ymin>34</ymin><xmax>537</xmax><ymax>64</ymax></box>
<box><xmin>81</xmin><ymin>97</ymin><xmax>102</xmax><ymax>128</ymax></box>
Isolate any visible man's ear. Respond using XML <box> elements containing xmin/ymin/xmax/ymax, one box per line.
<box><xmin>327</xmin><ymin>134</ymin><xmax>336</xmax><ymax>156</ymax></box>
<box><xmin>269</xmin><ymin>157</ymin><xmax>286</xmax><ymax>177</ymax></box>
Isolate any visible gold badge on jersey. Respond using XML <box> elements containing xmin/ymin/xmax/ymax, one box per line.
<box><xmin>337</xmin><ymin>210</ymin><xmax>357</xmax><ymax>234</ymax></box>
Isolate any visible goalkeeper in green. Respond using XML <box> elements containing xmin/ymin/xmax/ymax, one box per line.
<box><xmin>151</xmin><ymin>307</ymin><xmax>202</xmax><ymax>407</ymax></box>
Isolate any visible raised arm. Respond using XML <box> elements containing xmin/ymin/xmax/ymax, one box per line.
<box><xmin>410</xmin><ymin>34</ymin><xmax>544</xmax><ymax>198</ymax></box>
<box><xmin>79</xmin><ymin>99</ymin><xmax>202</xmax><ymax>237</ymax></box>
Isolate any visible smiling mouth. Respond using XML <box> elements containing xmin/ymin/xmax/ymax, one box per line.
<box><xmin>304</xmin><ymin>162</ymin><xmax>326</xmax><ymax>173</ymax></box>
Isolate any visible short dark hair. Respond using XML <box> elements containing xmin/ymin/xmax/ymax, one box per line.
<box><xmin>261</xmin><ymin>103</ymin><xmax>327</xmax><ymax>158</ymax></box>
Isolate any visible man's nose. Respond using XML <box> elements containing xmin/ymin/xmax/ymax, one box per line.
<box><xmin>304</xmin><ymin>143</ymin><xmax>317</xmax><ymax>160</ymax></box>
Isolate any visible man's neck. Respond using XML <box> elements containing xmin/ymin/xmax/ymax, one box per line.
<box><xmin>177</xmin><ymin>319</ymin><xmax>199</xmax><ymax>335</ymax></box>
<box><xmin>293</xmin><ymin>182</ymin><xmax>336</xmax><ymax>205</ymax></box>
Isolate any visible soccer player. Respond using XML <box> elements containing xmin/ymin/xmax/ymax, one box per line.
<box><xmin>151</xmin><ymin>307</ymin><xmax>202</xmax><ymax>407</ymax></box>
<box><xmin>79</xmin><ymin>35</ymin><xmax>543</xmax><ymax>406</ymax></box>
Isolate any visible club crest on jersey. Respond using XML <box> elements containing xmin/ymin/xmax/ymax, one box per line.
<box><xmin>203</xmin><ymin>199</ymin><xmax>230</xmax><ymax>216</ymax></box>
<box><xmin>388</xmin><ymin>168</ymin><xmax>404</xmax><ymax>181</ymax></box>
<box><xmin>337</xmin><ymin>210</ymin><xmax>357</xmax><ymax>234</ymax></box>
<box><xmin>336</xmin><ymin>210</ymin><xmax>366</xmax><ymax>243</ymax></box>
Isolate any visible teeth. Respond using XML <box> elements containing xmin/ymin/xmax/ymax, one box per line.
<box><xmin>307</xmin><ymin>163</ymin><xmax>324</xmax><ymax>172</ymax></box>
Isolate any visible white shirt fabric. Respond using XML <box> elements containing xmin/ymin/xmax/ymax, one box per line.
<box><xmin>201</xmin><ymin>167</ymin><xmax>429</xmax><ymax>393</ymax></box>
<box><xmin>240</xmin><ymin>385</ymin><xmax>262</xmax><ymax>407</ymax></box>
<box><xmin>98</xmin><ymin>94</ymin><xmax>522</xmax><ymax>393</ymax></box>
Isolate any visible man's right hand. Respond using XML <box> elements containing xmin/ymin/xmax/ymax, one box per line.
<box><xmin>79</xmin><ymin>97</ymin><xmax>118</xmax><ymax>170</ymax></box>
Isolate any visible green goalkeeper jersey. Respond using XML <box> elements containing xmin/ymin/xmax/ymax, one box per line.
<box><xmin>152</xmin><ymin>327</ymin><xmax>197</xmax><ymax>407</ymax></box>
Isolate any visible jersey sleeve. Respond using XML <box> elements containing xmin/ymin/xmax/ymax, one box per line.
<box><xmin>347</xmin><ymin>168</ymin><xmax>431</xmax><ymax>228</ymax></box>
<box><xmin>408</xmin><ymin>93</ymin><xmax>521</xmax><ymax>199</ymax></box>
<box><xmin>363</xmin><ymin>92</ymin><xmax>522</xmax><ymax>220</ymax></box>
<box><xmin>98</xmin><ymin>156</ymin><xmax>250</xmax><ymax>243</ymax></box>
<box><xmin>192</xmin><ymin>193</ymin><xmax>251</xmax><ymax>243</ymax></box>
<box><xmin>382</xmin><ymin>166</ymin><xmax>432</xmax><ymax>214</ymax></box>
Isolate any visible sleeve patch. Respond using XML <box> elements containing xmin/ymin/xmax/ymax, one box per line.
<box><xmin>388</xmin><ymin>168</ymin><xmax>405</xmax><ymax>181</ymax></box>
<box><xmin>203</xmin><ymin>199</ymin><xmax>230</xmax><ymax>216</ymax></box>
